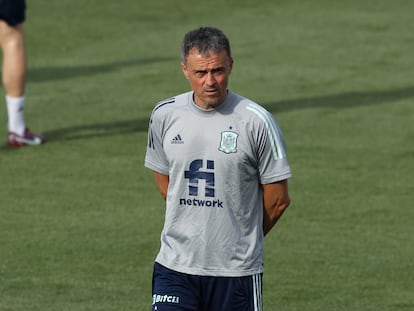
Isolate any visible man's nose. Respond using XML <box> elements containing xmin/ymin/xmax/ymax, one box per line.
<box><xmin>206</xmin><ymin>72</ymin><xmax>216</xmax><ymax>85</ymax></box>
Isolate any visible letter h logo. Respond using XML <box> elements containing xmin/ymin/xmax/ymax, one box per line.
<box><xmin>184</xmin><ymin>160</ymin><xmax>215</xmax><ymax>197</ymax></box>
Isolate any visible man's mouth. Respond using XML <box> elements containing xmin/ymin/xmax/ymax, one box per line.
<box><xmin>205</xmin><ymin>89</ymin><xmax>218</xmax><ymax>95</ymax></box>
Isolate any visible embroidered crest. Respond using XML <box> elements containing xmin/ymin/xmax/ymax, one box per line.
<box><xmin>219</xmin><ymin>131</ymin><xmax>238</xmax><ymax>154</ymax></box>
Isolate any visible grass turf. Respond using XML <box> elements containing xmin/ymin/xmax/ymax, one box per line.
<box><xmin>0</xmin><ymin>0</ymin><xmax>413</xmax><ymax>310</ymax></box>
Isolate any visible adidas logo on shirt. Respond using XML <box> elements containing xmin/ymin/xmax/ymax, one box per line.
<box><xmin>171</xmin><ymin>134</ymin><xmax>184</xmax><ymax>144</ymax></box>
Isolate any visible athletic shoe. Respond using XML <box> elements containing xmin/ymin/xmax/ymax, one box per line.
<box><xmin>7</xmin><ymin>128</ymin><xmax>46</xmax><ymax>147</ymax></box>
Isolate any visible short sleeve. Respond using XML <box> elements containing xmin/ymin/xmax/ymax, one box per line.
<box><xmin>144</xmin><ymin>110</ymin><xmax>169</xmax><ymax>175</ymax></box>
<box><xmin>254</xmin><ymin>109</ymin><xmax>292</xmax><ymax>184</ymax></box>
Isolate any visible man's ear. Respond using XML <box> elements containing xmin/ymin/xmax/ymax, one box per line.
<box><xmin>181</xmin><ymin>62</ymin><xmax>189</xmax><ymax>79</ymax></box>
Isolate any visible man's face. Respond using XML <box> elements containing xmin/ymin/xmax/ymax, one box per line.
<box><xmin>181</xmin><ymin>48</ymin><xmax>233</xmax><ymax>110</ymax></box>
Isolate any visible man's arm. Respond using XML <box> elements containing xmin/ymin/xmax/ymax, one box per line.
<box><xmin>262</xmin><ymin>180</ymin><xmax>291</xmax><ymax>236</ymax></box>
<box><xmin>153</xmin><ymin>171</ymin><xmax>170</xmax><ymax>200</ymax></box>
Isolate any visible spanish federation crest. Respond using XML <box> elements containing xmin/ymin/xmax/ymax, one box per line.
<box><xmin>219</xmin><ymin>131</ymin><xmax>238</xmax><ymax>154</ymax></box>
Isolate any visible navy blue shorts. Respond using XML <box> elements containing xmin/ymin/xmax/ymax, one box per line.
<box><xmin>152</xmin><ymin>262</ymin><xmax>263</xmax><ymax>311</ymax></box>
<box><xmin>0</xmin><ymin>0</ymin><xmax>26</xmax><ymax>26</ymax></box>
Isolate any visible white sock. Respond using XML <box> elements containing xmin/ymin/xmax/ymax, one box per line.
<box><xmin>6</xmin><ymin>95</ymin><xmax>26</xmax><ymax>135</ymax></box>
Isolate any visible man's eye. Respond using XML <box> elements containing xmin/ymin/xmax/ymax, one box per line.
<box><xmin>213</xmin><ymin>68</ymin><xmax>225</xmax><ymax>74</ymax></box>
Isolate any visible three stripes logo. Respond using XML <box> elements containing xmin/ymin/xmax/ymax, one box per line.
<box><xmin>171</xmin><ymin>134</ymin><xmax>184</xmax><ymax>144</ymax></box>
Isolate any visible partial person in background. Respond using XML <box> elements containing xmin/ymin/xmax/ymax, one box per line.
<box><xmin>0</xmin><ymin>0</ymin><xmax>45</xmax><ymax>147</ymax></box>
<box><xmin>145</xmin><ymin>26</ymin><xmax>291</xmax><ymax>311</ymax></box>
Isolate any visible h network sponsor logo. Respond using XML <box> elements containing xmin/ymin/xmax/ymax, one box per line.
<box><xmin>181</xmin><ymin>159</ymin><xmax>224</xmax><ymax>208</ymax></box>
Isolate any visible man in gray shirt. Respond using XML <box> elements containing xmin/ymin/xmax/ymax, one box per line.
<box><xmin>145</xmin><ymin>26</ymin><xmax>291</xmax><ymax>311</ymax></box>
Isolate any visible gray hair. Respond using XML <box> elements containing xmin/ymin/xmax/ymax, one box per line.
<box><xmin>181</xmin><ymin>26</ymin><xmax>232</xmax><ymax>64</ymax></box>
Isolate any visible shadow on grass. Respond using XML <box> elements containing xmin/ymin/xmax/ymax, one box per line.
<box><xmin>28</xmin><ymin>56</ymin><xmax>175</xmax><ymax>83</ymax></box>
<box><xmin>39</xmin><ymin>85</ymin><xmax>414</xmax><ymax>143</ymax></box>
<box><xmin>23</xmin><ymin>56</ymin><xmax>174</xmax><ymax>143</ymax></box>
<box><xmin>42</xmin><ymin>118</ymin><xmax>149</xmax><ymax>142</ymax></box>
<box><xmin>262</xmin><ymin>86</ymin><xmax>414</xmax><ymax>114</ymax></box>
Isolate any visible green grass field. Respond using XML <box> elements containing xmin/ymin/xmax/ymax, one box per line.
<box><xmin>1</xmin><ymin>0</ymin><xmax>413</xmax><ymax>310</ymax></box>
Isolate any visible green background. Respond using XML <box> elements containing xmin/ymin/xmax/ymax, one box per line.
<box><xmin>0</xmin><ymin>0</ymin><xmax>413</xmax><ymax>310</ymax></box>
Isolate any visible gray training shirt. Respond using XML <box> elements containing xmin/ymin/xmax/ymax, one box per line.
<box><xmin>145</xmin><ymin>90</ymin><xmax>291</xmax><ymax>277</ymax></box>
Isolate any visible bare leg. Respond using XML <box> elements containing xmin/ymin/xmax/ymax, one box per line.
<box><xmin>0</xmin><ymin>20</ymin><xmax>26</xmax><ymax>97</ymax></box>
<box><xmin>0</xmin><ymin>20</ymin><xmax>44</xmax><ymax>146</ymax></box>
